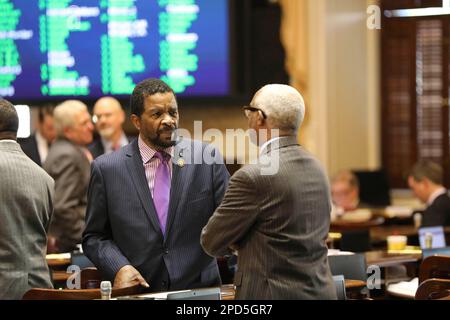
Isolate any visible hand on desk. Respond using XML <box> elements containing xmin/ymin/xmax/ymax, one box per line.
<box><xmin>114</xmin><ymin>265</ymin><xmax>150</xmax><ymax>289</ymax></box>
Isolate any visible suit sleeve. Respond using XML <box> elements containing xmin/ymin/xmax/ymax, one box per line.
<box><xmin>47</xmin><ymin>152</ymin><xmax>83</xmax><ymax>237</ymax></box>
<box><xmin>422</xmin><ymin>197</ymin><xmax>449</xmax><ymax>227</ymax></box>
<box><xmin>201</xmin><ymin>168</ymin><xmax>259</xmax><ymax>257</ymax></box>
<box><xmin>82</xmin><ymin>161</ymin><xmax>130</xmax><ymax>281</ymax></box>
<box><xmin>212</xmin><ymin>147</ymin><xmax>230</xmax><ymax>209</ymax></box>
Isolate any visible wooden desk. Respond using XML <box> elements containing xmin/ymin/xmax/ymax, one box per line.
<box><xmin>122</xmin><ymin>281</ymin><xmax>365</xmax><ymax>300</ymax></box>
<box><xmin>220</xmin><ymin>284</ymin><xmax>235</xmax><ymax>300</ymax></box>
<box><xmin>221</xmin><ymin>281</ymin><xmax>365</xmax><ymax>300</ymax></box>
<box><xmin>365</xmin><ymin>250</ymin><xmax>421</xmax><ymax>268</ymax></box>
<box><xmin>330</xmin><ymin>216</ymin><xmax>385</xmax><ymax>232</ymax></box>
<box><xmin>46</xmin><ymin>253</ymin><xmax>71</xmax><ymax>268</ymax></box>
<box><xmin>52</xmin><ymin>271</ymin><xmax>71</xmax><ymax>283</ymax></box>
<box><xmin>371</xmin><ymin>225</ymin><xmax>450</xmax><ymax>242</ymax></box>
<box><xmin>345</xmin><ymin>279</ymin><xmax>366</xmax><ymax>289</ymax></box>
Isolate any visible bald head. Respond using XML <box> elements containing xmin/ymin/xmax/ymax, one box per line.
<box><xmin>0</xmin><ymin>98</ymin><xmax>18</xmax><ymax>140</ymax></box>
<box><xmin>94</xmin><ymin>97</ymin><xmax>122</xmax><ymax>113</ymax></box>
<box><xmin>93</xmin><ymin>97</ymin><xmax>125</xmax><ymax>140</ymax></box>
<box><xmin>251</xmin><ymin>84</ymin><xmax>305</xmax><ymax>134</ymax></box>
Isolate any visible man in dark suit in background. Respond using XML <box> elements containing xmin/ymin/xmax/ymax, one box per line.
<box><xmin>201</xmin><ymin>84</ymin><xmax>337</xmax><ymax>300</ymax></box>
<box><xmin>0</xmin><ymin>99</ymin><xmax>54</xmax><ymax>299</ymax></box>
<box><xmin>88</xmin><ymin>97</ymin><xmax>130</xmax><ymax>159</ymax></box>
<box><xmin>44</xmin><ymin>100</ymin><xmax>94</xmax><ymax>253</ymax></box>
<box><xmin>408</xmin><ymin>160</ymin><xmax>450</xmax><ymax>227</ymax></box>
<box><xmin>19</xmin><ymin>105</ymin><xmax>56</xmax><ymax>166</ymax></box>
<box><xmin>83</xmin><ymin>78</ymin><xmax>230</xmax><ymax>292</ymax></box>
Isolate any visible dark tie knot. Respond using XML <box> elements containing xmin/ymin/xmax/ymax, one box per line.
<box><xmin>154</xmin><ymin>151</ymin><xmax>170</xmax><ymax>163</ymax></box>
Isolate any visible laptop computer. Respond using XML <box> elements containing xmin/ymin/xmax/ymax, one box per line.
<box><xmin>418</xmin><ymin>226</ymin><xmax>446</xmax><ymax>249</ymax></box>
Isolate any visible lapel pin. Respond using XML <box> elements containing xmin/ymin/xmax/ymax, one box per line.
<box><xmin>177</xmin><ymin>158</ymin><xmax>185</xmax><ymax>168</ymax></box>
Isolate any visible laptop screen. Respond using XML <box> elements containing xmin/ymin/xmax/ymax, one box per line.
<box><xmin>418</xmin><ymin>226</ymin><xmax>446</xmax><ymax>249</ymax></box>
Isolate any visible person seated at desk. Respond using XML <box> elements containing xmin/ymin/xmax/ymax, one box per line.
<box><xmin>331</xmin><ymin>170</ymin><xmax>371</xmax><ymax>221</ymax></box>
<box><xmin>407</xmin><ymin>160</ymin><xmax>450</xmax><ymax>227</ymax></box>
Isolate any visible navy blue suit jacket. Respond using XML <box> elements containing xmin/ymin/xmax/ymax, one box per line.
<box><xmin>82</xmin><ymin>138</ymin><xmax>229</xmax><ymax>292</ymax></box>
<box><xmin>18</xmin><ymin>135</ymin><xmax>42</xmax><ymax>166</ymax></box>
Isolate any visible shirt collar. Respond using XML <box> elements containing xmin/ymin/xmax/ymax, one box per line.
<box><xmin>260</xmin><ymin>137</ymin><xmax>282</xmax><ymax>155</ymax></box>
<box><xmin>138</xmin><ymin>135</ymin><xmax>174</xmax><ymax>164</ymax></box>
<box><xmin>0</xmin><ymin>139</ymin><xmax>17</xmax><ymax>143</ymax></box>
<box><xmin>427</xmin><ymin>187</ymin><xmax>447</xmax><ymax>205</ymax></box>
<box><xmin>101</xmin><ymin>133</ymin><xmax>128</xmax><ymax>153</ymax></box>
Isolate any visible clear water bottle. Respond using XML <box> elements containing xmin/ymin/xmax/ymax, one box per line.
<box><xmin>100</xmin><ymin>281</ymin><xmax>112</xmax><ymax>300</ymax></box>
<box><xmin>425</xmin><ymin>232</ymin><xmax>433</xmax><ymax>249</ymax></box>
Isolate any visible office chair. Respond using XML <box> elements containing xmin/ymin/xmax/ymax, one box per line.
<box><xmin>418</xmin><ymin>255</ymin><xmax>450</xmax><ymax>284</ymax></box>
<box><xmin>332</xmin><ymin>275</ymin><xmax>347</xmax><ymax>300</ymax></box>
<box><xmin>328</xmin><ymin>253</ymin><xmax>368</xmax><ymax>282</ymax></box>
<box><xmin>415</xmin><ymin>278</ymin><xmax>450</xmax><ymax>300</ymax></box>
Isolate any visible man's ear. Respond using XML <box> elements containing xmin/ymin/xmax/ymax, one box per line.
<box><xmin>422</xmin><ymin>177</ymin><xmax>432</xmax><ymax>189</ymax></box>
<box><xmin>130</xmin><ymin>114</ymin><xmax>140</xmax><ymax>131</ymax></box>
<box><xmin>256</xmin><ymin>112</ymin><xmax>265</xmax><ymax>127</ymax></box>
<box><xmin>63</xmin><ymin>126</ymin><xmax>72</xmax><ymax>140</ymax></box>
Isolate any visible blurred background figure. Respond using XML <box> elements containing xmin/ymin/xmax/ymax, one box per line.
<box><xmin>44</xmin><ymin>100</ymin><xmax>94</xmax><ymax>253</ymax></box>
<box><xmin>407</xmin><ymin>160</ymin><xmax>450</xmax><ymax>228</ymax></box>
<box><xmin>88</xmin><ymin>97</ymin><xmax>129</xmax><ymax>159</ymax></box>
<box><xmin>331</xmin><ymin>170</ymin><xmax>363</xmax><ymax>218</ymax></box>
<box><xmin>18</xmin><ymin>105</ymin><xmax>56</xmax><ymax>166</ymax></box>
<box><xmin>0</xmin><ymin>99</ymin><xmax>54</xmax><ymax>299</ymax></box>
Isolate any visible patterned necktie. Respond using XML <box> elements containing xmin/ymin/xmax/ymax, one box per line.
<box><xmin>153</xmin><ymin>151</ymin><xmax>170</xmax><ymax>234</ymax></box>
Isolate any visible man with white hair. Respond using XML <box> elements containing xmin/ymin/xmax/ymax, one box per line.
<box><xmin>88</xmin><ymin>97</ymin><xmax>129</xmax><ymax>159</ymax></box>
<box><xmin>44</xmin><ymin>100</ymin><xmax>94</xmax><ymax>253</ymax></box>
<box><xmin>201</xmin><ymin>84</ymin><xmax>337</xmax><ymax>299</ymax></box>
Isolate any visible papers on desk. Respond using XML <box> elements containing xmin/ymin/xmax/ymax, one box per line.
<box><xmin>384</xmin><ymin>206</ymin><xmax>414</xmax><ymax>218</ymax></box>
<box><xmin>386</xmin><ymin>277</ymin><xmax>418</xmax><ymax>299</ymax></box>
<box><xmin>46</xmin><ymin>253</ymin><xmax>71</xmax><ymax>260</ymax></box>
<box><xmin>327</xmin><ymin>249</ymin><xmax>354</xmax><ymax>256</ymax></box>
<box><xmin>338</xmin><ymin>209</ymin><xmax>372</xmax><ymax>223</ymax></box>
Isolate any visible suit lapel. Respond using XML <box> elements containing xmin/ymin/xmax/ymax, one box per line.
<box><xmin>125</xmin><ymin>140</ymin><xmax>163</xmax><ymax>236</ymax></box>
<box><xmin>164</xmin><ymin>142</ymin><xmax>190</xmax><ymax>239</ymax></box>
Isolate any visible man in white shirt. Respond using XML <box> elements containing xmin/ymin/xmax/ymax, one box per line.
<box><xmin>408</xmin><ymin>160</ymin><xmax>450</xmax><ymax>227</ymax></box>
<box><xmin>19</xmin><ymin>105</ymin><xmax>56</xmax><ymax>166</ymax></box>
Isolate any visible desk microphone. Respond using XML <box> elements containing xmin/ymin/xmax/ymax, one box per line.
<box><xmin>101</xmin><ymin>281</ymin><xmax>112</xmax><ymax>300</ymax></box>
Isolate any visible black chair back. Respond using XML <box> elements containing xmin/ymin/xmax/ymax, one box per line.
<box><xmin>328</xmin><ymin>253</ymin><xmax>368</xmax><ymax>282</ymax></box>
<box><xmin>332</xmin><ymin>275</ymin><xmax>347</xmax><ymax>300</ymax></box>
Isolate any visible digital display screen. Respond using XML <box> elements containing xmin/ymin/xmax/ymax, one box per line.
<box><xmin>0</xmin><ymin>0</ymin><xmax>229</xmax><ymax>101</ymax></box>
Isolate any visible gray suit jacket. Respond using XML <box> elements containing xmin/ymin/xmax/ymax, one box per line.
<box><xmin>0</xmin><ymin>140</ymin><xmax>54</xmax><ymax>299</ymax></box>
<box><xmin>201</xmin><ymin>136</ymin><xmax>337</xmax><ymax>300</ymax></box>
<box><xmin>44</xmin><ymin>138</ymin><xmax>91</xmax><ymax>252</ymax></box>
<box><xmin>82</xmin><ymin>138</ymin><xmax>230</xmax><ymax>292</ymax></box>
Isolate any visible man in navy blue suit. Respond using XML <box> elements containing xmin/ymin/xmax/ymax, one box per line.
<box><xmin>82</xmin><ymin>79</ymin><xmax>230</xmax><ymax>292</ymax></box>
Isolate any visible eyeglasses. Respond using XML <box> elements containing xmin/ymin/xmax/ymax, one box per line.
<box><xmin>243</xmin><ymin>106</ymin><xmax>267</xmax><ymax>119</ymax></box>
